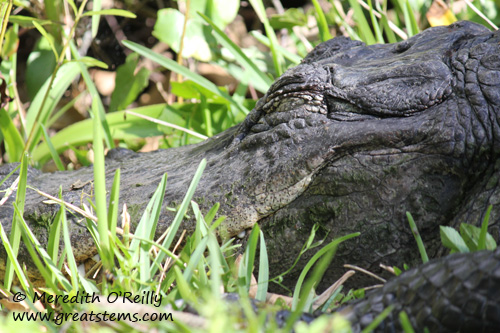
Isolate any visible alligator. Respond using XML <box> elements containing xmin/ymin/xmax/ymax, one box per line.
<box><xmin>0</xmin><ymin>20</ymin><xmax>499</xmax><ymax>330</ymax></box>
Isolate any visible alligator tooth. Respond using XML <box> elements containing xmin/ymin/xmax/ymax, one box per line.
<box><xmin>314</xmin><ymin>95</ymin><xmax>323</xmax><ymax>101</ymax></box>
<box><xmin>301</xmin><ymin>95</ymin><xmax>313</xmax><ymax>101</ymax></box>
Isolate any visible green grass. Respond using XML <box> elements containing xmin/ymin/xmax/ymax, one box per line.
<box><xmin>0</xmin><ymin>0</ymin><xmax>497</xmax><ymax>331</ymax></box>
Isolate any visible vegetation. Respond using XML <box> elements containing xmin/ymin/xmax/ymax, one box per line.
<box><xmin>0</xmin><ymin>0</ymin><xmax>498</xmax><ymax>331</ymax></box>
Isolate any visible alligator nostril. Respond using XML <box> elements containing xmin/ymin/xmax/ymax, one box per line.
<box><xmin>394</xmin><ymin>40</ymin><xmax>411</xmax><ymax>53</ymax></box>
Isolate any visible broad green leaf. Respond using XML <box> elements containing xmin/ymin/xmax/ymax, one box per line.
<box><xmin>440</xmin><ymin>226</ymin><xmax>469</xmax><ymax>253</ymax></box>
<box><xmin>0</xmin><ymin>108</ymin><xmax>24</xmax><ymax>162</ymax></box>
<box><xmin>460</xmin><ymin>222</ymin><xmax>496</xmax><ymax>252</ymax></box>
<box><xmin>1</xmin><ymin>26</ymin><xmax>19</xmax><ymax>58</ymax></box>
<box><xmin>207</xmin><ymin>0</ymin><xmax>239</xmax><ymax>27</ymax></box>
<box><xmin>25</xmin><ymin>61</ymin><xmax>80</xmax><ymax>155</ymax></box>
<box><xmin>44</xmin><ymin>0</ymin><xmax>61</xmax><ymax>23</ymax></box>
<box><xmin>32</xmin><ymin>20</ymin><xmax>58</xmax><ymax>60</ymax></box>
<box><xmin>25</xmin><ymin>35</ymin><xmax>59</xmax><ymax>99</ymax></box>
<box><xmin>269</xmin><ymin>8</ymin><xmax>307</xmax><ymax>29</ymax></box>
<box><xmin>31</xmin><ymin>104</ymin><xmax>189</xmax><ymax>164</ymax></box>
<box><xmin>109</xmin><ymin>53</ymin><xmax>150</xmax><ymax>112</ymax></box>
<box><xmin>153</xmin><ymin>8</ymin><xmax>211</xmax><ymax>61</ymax></box>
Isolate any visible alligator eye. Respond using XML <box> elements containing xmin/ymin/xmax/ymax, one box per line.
<box><xmin>325</xmin><ymin>97</ymin><xmax>378</xmax><ymax>121</ymax></box>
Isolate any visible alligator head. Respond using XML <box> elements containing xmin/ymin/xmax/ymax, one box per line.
<box><xmin>212</xmin><ymin>20</ymin><xmax>500</xmax><ymax>286</ymax></box>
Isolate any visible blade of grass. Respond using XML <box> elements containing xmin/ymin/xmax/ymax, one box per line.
<box><xmin>107</xmin><ymin>169</ymin><xmax>121</xmax><ymax>255</ymax></box>
<box><xmin>238</xmin><ymin>224</ymin><xmax>260</xmax><ymax>292</ymax></box>
<box><xmin>207</xmin><ymin>233</ymin><xmax>223</xmax><ymax>299</ymax></box>
<box><xmin>91</xmin><ymin>0</ymin><xmax>101</xmax><ymax>38</ymax></box>
<box><xmin>83</xmin><ymin>9</ymin><xmax>137</xmax><ymax>18</ymax></box>
<box><xmin>285</xmin><ymin>244</ymin><xmax>337</xmax><ymax>331</ymax></box>
<box><xmin>250</xmin><ymin>31</ymin><xmax>302</xmax><ymax>64</ymax></box>
<box><xmin>130</xmin><ymin>173</ymin><xmax>167</xmax><ymax>283</ymax></box>
<box><xmin>346</xmin><ymin>0</ymin><xmax>376</xmax><ymax>44</ymax></box>
<box><xmin>183</xmin><ymin>236</ymin><xmax>209</xmax><ymax>282</ymax></box>
<box><xmin>123</xmin><ymin>40</ymin><xmax>249</xmax><ymax>116</ymax></box>
<box><xmin>361</xmin><ymin>305</ymin><xmax>395</xmax><ymax>332</ymax></box>
<box><xmin>0</xmin><ymin>0</ymin><xmax>13</xmax><ymax>55</ymax></box>
<box><xmin>379</xmin><ymin>0</ymin><xmax>397</xmax><ymax>43</ymax></box>
<box><xmin>204</xmin><ymin>203</ymin><xmax>220</xmax><ymax>226</ymax></box>
<box><xmin>174</xmin><ymin>266</ymin><xmax>197</xmax><ymax>304</ymax></box>
<box><xmin>40</xmin><ymin>124</ymin><xmax>64</xmax><ymax>171</ymax></box>
<box><xmin>0</xmin><ymin>163</ymin><xmax>20</xmax><ymax>187</ymax></box>
<box><xmin>129</xmin><ymin>174</ymin><xmax>167</xmax><ymax>253</ymax></box>
<box><xmin>60</xmin><ymin>191</ymin><xmax>79</xmax><ymax>290</ymax></box>
<box><xmin>291</xmin><ymin>232</ymin><xmax>360</xmax><ymax>310</ymax></box>
<box><xmin>24</xmin><ymin>62</ymin><xmax>80</xmax><ymax>154</ymax></box>
<box><xmin>366</xmin><ymin>0</ymin><xmax>384</xmax><ymax>43</ymax></box>
<box><xmin>198</xmin><ymin>12</ymin><xmax>273</xmax><ymax>91</ymax></box>
<box><xmin>47</xmin><ymin>189</ymin><xmax>64</xmax><ymax>264</ymax></box>
<box><xmin>311</xmin><ymin>0</ymin><xmax>332</xmax><ymax>42</ymax></box>
<box><xmin>31</xmin><ymin>20</ymin><xmax>58</xmax><ymax>60</ymax></box>
<box><xmin>405</xmin><ymin>0</ymin><xmax>419</xmax><ymax>36</ymax></box>
<box><xmin>4</xmin><ymin>152</ymin><xmax>28</xmax><ymax>290</ymax></box>
<box><xmin>399</xmin><ymin>311</ymin><xmax>415</xmax><ymax>332</ymax></box>
<box><xmin>478</xmin><ymin>205</ymin><xmax>493</xmax><ymax>250</ymax></box>
<box><xmin>90</xmin><ymin>96</ymin><xmax>112</xmax><ymax>272</ymax></box>
<box><xmin>0</xmin><ymin>222</ymin><xmax>31</xmax><ymax>292</ymax></box>
<box><xmin>69</xmin><ymin>40</ymin><xmax>114</xmax><ymax>149</ymax></box>
<box><xmin>256</xmin><ymin>230</ymin><xmax>269</xmax><ymax>302</ymax></box>
<box><xmin>150</xmin><ymin>159</ymin><xmax>207</xmax><ymax>276</ymax></box>
<box><xmin>248</xmin><ymin>0</ymin><xmax>284</xmax><ymax>76</ymax></box>
<box><xmin>12</xmin><ymin>203</ymin><xmax>73</xmax><ymax>295</ymax></box>
<box><xmin>406</xmin><ymin>212</ymin><xmax>429</xmax><ymax>263</ymax></box>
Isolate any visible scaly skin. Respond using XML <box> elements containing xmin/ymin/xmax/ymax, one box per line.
<box><xmin>0</xmin><ymin>21</ymin><xmax>499</xmax><ymax>326</ymax></box>
<box><xmin>342</xmin><ymin>247</ymin><xmax>500</xmax><ymax>332</ymax></box>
